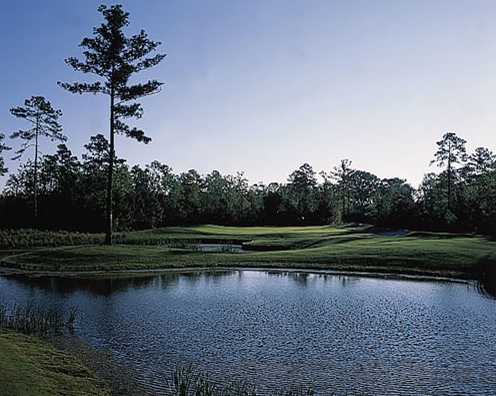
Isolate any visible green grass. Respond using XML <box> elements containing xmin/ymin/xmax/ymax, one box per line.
<box><xmin>0</xmin><ymin>329</ymin><xmax>316</xmax><ymax>396</ymax></box>
<box><xmin>2</xmin><ymin>225</ymin><xmax>495</xmax><ymax>278</ymax></box>
<box><xmin>121</xmin><ymin>224</ymin><xmax>361</xmax><ymax>247</ymax></box>
<box><xmin>0</xmin><ymin>331</ymin><xmax>109</xmax><ymax>396</ymax></box>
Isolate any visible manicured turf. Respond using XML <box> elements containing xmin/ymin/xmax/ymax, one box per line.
<box><xmin>0</xmin><ymin>331</ymin><xmax>109</xmax><ymax>396</ymax></box>
<box><xmin>0</xmin><ymin>224</ymin><xmax>357</xmax><ymax>248</ymax></box>
<box><xmin>121</xmin><ymin>224</ymin><xmax>359</xmax><ymax>247</ymax></box>
<box><xmin>1</xmin><ymin>225</ymin><xmax>495</xmax><ymax>278</ymax></box>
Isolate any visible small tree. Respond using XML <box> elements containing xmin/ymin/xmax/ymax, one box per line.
<box><xmin>430</xmin><ymin>132</ymin><xmax>467</xmax><ymax>210</ymax></box>
<box><xmin>9</xmin><ymin>96</ymin><xmax>65</xmax><ymax>219</ymax></box>
<box><xmin>0</xmin><ymin>133</ymin><xmax>11</xmax><ymax>176</ymax></box>
<box><xmin>59</xmin><ymin>4</ymin><xmax>166</xmax><ymax>244</ymax></box>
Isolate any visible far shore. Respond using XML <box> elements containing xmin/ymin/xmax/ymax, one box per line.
<box><xmin>1</xmin><ymin>224</ymin><xmax>494</xmax><ymax>283</ymax></box>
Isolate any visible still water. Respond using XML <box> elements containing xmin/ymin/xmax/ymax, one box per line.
<box><xmin>1</xmin><ymin>270</ymin><xmax>495</xmax><ymax>395</ymax></box>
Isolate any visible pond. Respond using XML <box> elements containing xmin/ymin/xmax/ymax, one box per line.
<box><xmin>1</xmin><ymin>270</ymin><xmax>496</xmax><ymax>395</ymax></box>
<box><xmin>194</xmin><ymin>243</ymin><xmax>245</xmax><ymax>253</ymax></box>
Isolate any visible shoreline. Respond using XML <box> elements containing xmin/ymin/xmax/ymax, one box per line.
<box><xmin>0</xmin><ymin>262</ymin><xmax>476</xmax><ymax>285</ymax></box>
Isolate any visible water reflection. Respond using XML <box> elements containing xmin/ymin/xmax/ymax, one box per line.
<box><xmin>478</xmin><ymin>271</ymin><xmax>496</xmax><ymax>300</ymax></box>
<box><xmin>3</xmin><ymin>270</ymin><xmax>238</xmax><ymax>297</ymax></box>
<box><xmin>265</xmin><ymin>271</ymin><xmax>361</xmax><ymax>289</ymax></box>
<box><xmin>0</xmin><ymin>270</ymin><xmax>495</xmax><ymax>395</ymax></box>
<box><xmin>4</xmin><ymin>274</ymin><xmax>158</xmax><ymax>296</ymax></box>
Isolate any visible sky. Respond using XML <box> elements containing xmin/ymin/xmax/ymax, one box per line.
<box><xmin>1</xmin><ymin>0</ymin><xmax>496</xmax><ymax>187</ymax></box>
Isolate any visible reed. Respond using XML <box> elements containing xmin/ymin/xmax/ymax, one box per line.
<box><xmin>0</xmin><ymin>302</ymin><xmax>77</xmax><ymax>336</ymax></box>
<box><xmin>169</xmin><ymin>365</ymin><xmax>314</xmax><ymax>396</ymax></box>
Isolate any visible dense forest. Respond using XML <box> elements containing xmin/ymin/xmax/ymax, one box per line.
<box><xmin>0</xmin><ymin>131</ymin><xmax>495</xmax><ymax>235</ymax></box>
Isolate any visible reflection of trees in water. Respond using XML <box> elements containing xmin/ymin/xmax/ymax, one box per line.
<box><xmin>5</xmin><ymin>271</ymin><xmax>239</xmax><ymax>297</ymax></box>
<box><xmin>6</xmin><ymin>270</ymin><xmax>368</xmax><ymax>296</ymax></box>
<box><xmin>474</xmin><ymin>259</ymin><xmax>496</xmax><ymax>299</ymax></box>
<box><xmin>7</xmin><ymin>271</ymin><xmax>240</xmax><ymax>297</ymax></box>
<box><xmin>337</xmin><ymin>275</ymin><xmax>360</xmax><ymax>288</ymax></box>
<box><xmin>6</xmin><ymin>275</ymin><xmax>158</xmax><ymax>296</ymax></box>
<box><xmin>266</xmin><ymin>271</ymin><xmax>309</xmax><ymax>283</ymax></box>
<box><xmin>313</xmin><ymin>273</ymin><xmax>360</xmax><ymax>287</ymax></box>
<box><xmin>175</xmin><ymin>271</ymin><xmax>236</xmax><ymax>287</ymax></box>
<box><xmin>478</xmin><ymin>270</ymin><xmax>496</xmax><ymax>300</ymax></box>
<box><xmin>265</xmin><ymin>271</ymin><xmax>361</xmax><ymax>288</ymax></box>
<box><xmin>289</xmin><ymin>272</ymin><xmax>310</xmax><ymax>286</ymax></box>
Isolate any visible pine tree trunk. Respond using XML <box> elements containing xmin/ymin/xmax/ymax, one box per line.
<box><xmin>447</xmin><ymin>141</ymin><xmax>452</xmax><ymax>210</ymax></box>
<box><xmin>447</xmin><ymin>163</ymin><xmax>451</xmax><ymax>210</ymax></box>
<box><xmin>105</xmin><ymin>91</ymin><xmax>115</xmax><ymax>245</ymax></box>
<box><xmin>341</xmin><ymin>186</ymin><xmax>346</xmax><ymax>220</ymax></box>
<box><xmin>33</xmin><ymin>115</ymin><xmax>39</xmax><ymax>223</ymax></box>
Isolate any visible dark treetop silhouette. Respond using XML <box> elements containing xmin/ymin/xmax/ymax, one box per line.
<box><xmin>8</xmin><ymin>96</ymin><xmax>65</xmax><ymax>220</ymax></box>
<box><xmin>329</xmin><ymin>159</ymin><xmax>354</xmax><ymax>221</ymax></box>
<box><xmin>467</xmin><ymin>147</ymin><xmax>496</xmax><ymax>175</ymax></box>
<box><xmin>58</xmin><ymin>4</ymin><xmax>166</xmax><ymax>245</ymax></box>
<box><xmin>430</xmin><ymin>132</ymin><xmax>467</xmax><ymax>212</ymax></box>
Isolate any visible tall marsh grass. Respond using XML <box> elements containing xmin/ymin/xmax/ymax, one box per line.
<box><xmin>170</xmin><ymin>365</ymin><xmax>314</xmax><ymax>396</ymax></box>
<box><xmin>0</xmin><ymin>302</ymin><xmax>77</xmax><ymax>336</ymax></box>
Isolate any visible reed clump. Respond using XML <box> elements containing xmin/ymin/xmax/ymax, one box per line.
<box><xmin>170</xmin><ymin>365</ymin><xmax>314</xmax><ymax>396</ymax></box>
<box><xmin>0</xmin><ymin>302</ymin><xmax>77</xmax><ymax>336</ymax></box>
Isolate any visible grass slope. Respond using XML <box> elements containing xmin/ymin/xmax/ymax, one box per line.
<box><xmin>0</xmin><ymin>331</ymin><xmax>109</xmax><ymax>396</ymax></box>
<box><xmin>1</xmin><ymin>225</ymin><xmax>495</xmax><ymax>278</ymax></box>
<box><xmin>0</xmin><ymin>225</ymin><xmax>356</xmax><ymax>248</ymax></box>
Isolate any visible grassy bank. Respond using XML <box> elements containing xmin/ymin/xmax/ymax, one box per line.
<box><xmin>1</xmin><ymin>225</ymin><xmax>495</xmax><ymax>279</ymax></box>
<box><xmin>0</xmin><ymin>300</ymin><xmax>313</xmax><ymax>395</ymax></box>
<box><xmin>0</xmin><ymin>330</ymin><xmax>314</xmax><ymax>396</ymax></box>
<box><xmin>0</xmin><ymin>331</ymin><xmax>109</xmax><ymax>396</ymax></box>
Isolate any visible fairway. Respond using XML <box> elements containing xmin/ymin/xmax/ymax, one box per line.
<box><xmin>1</xmin><ymin>225</ymin><xmax>495</xmax><ymax>279</ymax></box>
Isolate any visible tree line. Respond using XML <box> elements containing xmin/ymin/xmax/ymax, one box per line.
<box><xmin>1</xmin><ymin>132</ymin><xmax>495</xmax><ymax>235</ymax></box>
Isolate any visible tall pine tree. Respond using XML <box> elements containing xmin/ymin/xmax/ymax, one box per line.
<box><xmin>430</xmin><ymin>132</ymin><xmax>467</xmax><ymax>210</ymax></box>
<box><xmin>59</xmin><ymin>4</ymin><xmax>166</xmax><ymax>244</ymax></box>
<box><xmin>9</xmin><ymin>96</ymin><xmax>65</xmax><ymax>219</ymax></box>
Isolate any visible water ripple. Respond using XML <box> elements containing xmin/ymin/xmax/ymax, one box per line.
<box><xmin>1</xmin><ymin>271</ymin><xmax>495</xmax><ymax>395</ymax></box>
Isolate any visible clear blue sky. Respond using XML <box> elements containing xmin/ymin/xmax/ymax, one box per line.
<box><xmin>1</xmin><ymin>0</ymin><xmax>496</xmax><ymax>186</ymax></box>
